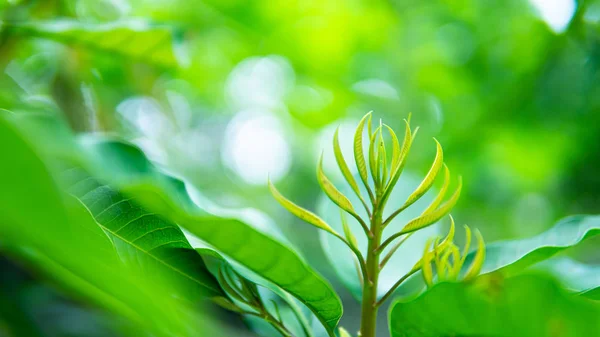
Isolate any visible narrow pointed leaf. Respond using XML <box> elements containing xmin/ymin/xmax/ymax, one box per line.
<box><xmin>422</xmin><ymin>165</ymin><xmax>450</xmax><ymax>214</ymax></box>
<box><xmin>400</xmin><ymin>177</ymin><xmax>462</xmax><ymax>234</ymax></box>
<box><xmin>269</xmin><ymin>179</ymin><xmax>337</xmax><ymax>235</ymax></box>
<box><xmin>383</xmin><ymin>124</ymin><xmax>401</xmax><ymax>170</ymax></box>
<box><xmin>333</xmin><ymin>127</ymin><xmax>362</xmax><ymax>199</ymax></box>
<box><xmin>317</xmin><ymin>155</ymin><xmax>356</xmax><ymax>216</ymax></box>
<box><xmin>369</xmin><ymin>126</ymin><xmax>382</xmax><ymax>188</ymax></box>
<box><xmin>354</xmin><ymin>113</ymin><xmax>372</xmax><ymax>192</ymax></box>
<box><xmin>464</xmin><ymin>231</ymin><xmax>485</xmax><ymax>280</ymax></box>
<box><xmin>403</xmin><ymin>139</ymin><xmax>443</xmax><ymax>207</ymax></box>
<box><xmin>341</xmin><ymin>212</ymin><xmax>359</xmax><ymax>252</ymax></box>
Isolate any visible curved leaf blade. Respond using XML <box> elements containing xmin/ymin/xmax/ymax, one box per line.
<box><xmin>353</xmin><ymin>112</ymin><xmax>372</xmax><ymax>193</ymax></box>
<box><xmin>269</xmin><ymin>178</ymin><xmax>337</xmax><ymax>235</ymax></box>
<box><xmin>80</xmin><ymin>138</ymin><xmax>343</xmax><ymax>335</ymax></box>
<box><xmin>317</xmin><ymin>154</ymin><xmax>355</xmax><ymax>216</ymax></box>
<box><xmin>389</xmin><ymin>274</ymin><xmax>600</xmax><ymax>337</ymax></box>
<box><xmin>464</xmin><ymin>215</ymin><xmax>600</xmax><ymax>275</ymax></box>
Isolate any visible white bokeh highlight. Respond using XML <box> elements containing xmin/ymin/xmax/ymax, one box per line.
<box><xmin>222</xmin><ymin>110</ymin><xmax>291</xmax><ymax>185</ymax></box>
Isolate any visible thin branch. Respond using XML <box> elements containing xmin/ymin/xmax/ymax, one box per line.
<box><xmin>382</xmin><ymin>203</ymin><xmax>410</xmax><ymax>228</ymax></box>
<box><xmin>379</xmin><ymin>233</ymin><xmax>414</xmax><ymax>270</ymax></box>
<box><xmin>358</xmin><ymin>195</ymin><xmax>372</xmax><ymax>218</ymax></box>
<box><xmin>348</xmin><ymin>211</ymin><xmax>372</xmax><ymax>238</ymax></box>
<box><xmin>333</xmin><ymin>233</ymin><xmax>368</xmax><ymax>283</ymax></box>
<box><xmin>375</xmin><ymin>269</ymin><xmax>419</xmax><ymax>307</ymax></box>
<box><xmin>376</xmin><ymin>232</ymin><xmax>406</xmax><ymax>255</ymax></box>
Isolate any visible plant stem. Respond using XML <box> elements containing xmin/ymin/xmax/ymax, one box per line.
<box><xmin>359</xmin><ymin>203</ymin><xmax>383</xmax><ymax>337</ymax></box>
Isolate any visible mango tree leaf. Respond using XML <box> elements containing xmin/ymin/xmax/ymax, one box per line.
<box><xmin>0</xmin><ymin>116</ymin><xmax>216</xmax><ymax>337</ymax></box>
<box><xmin>199</xmin><ymin>248</ymin><xmax>314</xmax><ymax>337</ymax></box>
<box><xmin>61</xmin><ymin>166</ymin><xmax>223</xmax><ymax>301</ymax></box>
<box><xmin>389</xmin><ymin>274</ymin><xmax>600</xmax><ymax>337</ymax></box>
<box><xmin>464</xmin><ymin>215</ymin><xmax>600</xmax><ymax>275</ymax></box>
<box><xmin>318</xmin><ymin>171</ymin><xmax>439</xmax><ymax>300</ymax></box>
<box><xmin>74</xmin><ymin>137</ymin><xmax>343</xmax><ymax>336</ymax></box>
<box><xmin>5</xmin><ymin>19</ymin><xmax>183</xmax><ymax>67</ymax></box>
<box><xmin>531</xmin><ymin>257</ymin><xmax>600</xmax><ymax>300</ymax></box>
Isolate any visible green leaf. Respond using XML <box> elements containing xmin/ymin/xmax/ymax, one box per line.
<box><xmin>389</xmin><ymin>274</ymin><xmax>600</xmax><ymax>337</ymax></box>
<box><xmin>317</xmin><ymin>154</ymin><xmax>356</xmax><ymax>216</ymax></box>
<box><xmin>61</xmin><ymin>167</ymin><xmax>223</xmax><ymax>300</ymax></box>
<box><xmin>403</xmin><ymin>139</ymin><xmax>443</xmax><ymax>207</ymax></box>
<box><xmin>0</xmin><ymin>116</ymin><xmax>215</xmax><ymax>337</ymax></box>
<box><xmin>269</xmin><ymin>178</ymin><xmax>338</xmax><ymax>235</ymax></box>
<box><xmin>532</xmin><ymin>257</ymin><xmax>600</xmax><ymax>300</ymax></box>
<box><xmin>464</xmin><ymin>215</ymin><xmax>600</xmax><ymax>275</ymax></box>
<box><xmin>353</xmin><ymin>112</ymin><xmax>372</xmax><ymax>195</ymax></box>
<box><xmin>200</xmin><ymin>248</ymin><xmax>314</xmax><ymax>337</ymax></box>
<box><xmin>319</xmin><ymin>172</ymin><xmax>440</xmax><ymax>300</ymax></box>
<box><xmin>399</xmin><ymin>177</ymin><xmax>462</xmax><ymax>235</ymax></box>
<box><xmin>78</xmin><ymin>138</ymin><xmax>343</xmax><ymax>336</ymax></box>
<box><xmin>338</xmin><ymin>327</ymin><xmax>353</xmax><ymax>337</ymax></box>
<box><xmin>6</xmin><ymin>20</ymin><xmax>182</xmax><ymax>67</ymax></box>
<box><xmin>333</xmin><ymin>127</ymin><xmax>362</xmax><ymax>200</ymax></box>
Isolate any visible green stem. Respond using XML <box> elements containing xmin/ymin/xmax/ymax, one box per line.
<box><xmin>359</xmin><ymin>203</ymin><xmax>383</xmax><ymax>337</ymax></box>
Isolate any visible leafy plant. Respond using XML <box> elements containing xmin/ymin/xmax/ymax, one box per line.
<box><xmin>269</xmin><ymin>112</ymin><xmax>485</xmax><ymax>337</ymax></box>
<box><xmin>2</xmin><ymin>110</ymin><xmax>600</xmax><ymax>337</ymax></box>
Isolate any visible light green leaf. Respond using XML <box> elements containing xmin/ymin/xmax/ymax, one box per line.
<box><xmin>403</xmin><ymin>139</ymin><xmax>443</xmax><ymax>207</ymax></box>
<box><xmin>400</xmin><ymin>177</ymin><xmax>462</xmax><ymax>234</ymax></box>
<box><xmin>269</xmin><ymin>178</ymin><xmax>337</xmax><ymax>235</ymax></box>
<box><xmin>464</xmin><ymin>215</ymin><xmax>600</xmax><ymax>275</ymax></box>
<box><xmin>389</xmin><ymin>274</ymin><xmax>600</xmax><ymax>337</ymax></box>
<box><xmin>6</xmin><ymin>19</ymin><xmax>182</xmax><ymax>67</ymax></box>
<box><xmin>463</xmin><ymin>230</ymin><xmax>485</xmax><ymax>281</ymax></box>
<box><xmin>333</xmin><ymin>127</ymin><xmax>362</xmax><ymax>200</ymax></box>
<box><xmin>317</xmin><ymin>154</ymin><xmax>355</xmax><ymax>216</ymax></box>
<box><xmin>354</xmin><ymin>112</ymin><xmax>372</xmax><ymax>195</ymax></box>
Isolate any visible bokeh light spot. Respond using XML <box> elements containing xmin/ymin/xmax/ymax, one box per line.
<box><xmin>222</xmin><ymin>110</ymin><xmax>291</xmax><ymax>185</ymax></box>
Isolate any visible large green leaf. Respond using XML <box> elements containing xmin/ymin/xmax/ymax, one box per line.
<box><xmin>75</xmin><ymin>138</ymin><xmax>343</xmax><ymax>336</ymax></box>
<box><xmin>0</xmin><ymin>116</ymin><xmax>216</xmax><ymax>337</ymax></box>
<box><xmin>532</xmin><ymin>257</ymin><xmax>600</xmax><ymax>300</ymax></box>
<box><xmin>61</xmin><ymin>167</ymin><xmax>223</xmax><ymax>301</ymax></box>
<box><xmin>389</xmin><ymin>274</ymin><xmax>600</xmax><ymax>337</ymax></box>
<box><xmin>464</xmin><ymin>215</ymin><xmax>600</xmax><ymax>275</ymax></box>
<box><xmin>5</xmin><ymin>20</ymin><xmax>182</xmax><ymax>67</ymax></box>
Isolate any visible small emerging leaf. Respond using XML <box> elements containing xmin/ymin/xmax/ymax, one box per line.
<box><xmin>333</xmin><ymin>127</ymin><xmax>362</xmax><ymax>200</ymax></box>
<box><xmin>403</xmin><ymin>139</ymin><xmax>443</xmax><ymax>207</ymax></box>
<box><xmin>400</xmin><ymin>177</ymin><xmax>462</xmax><ymax>234</ymax></box>
<box><xmin>421</xmin><ymin>239</ymin><xmax>434</xmax><ymax>287</ymax></box>
<box><xmin>422</xmin><ymin>164</ymin><xmax>450</xmax><ymax>214</ymax></box>
<box><xmin>464</xmin><ymin>230</ymin><xmax>485</xmax><ymax>281</ymax></box>
<box><xmin>269</xmin><ymin>179</ymin><xmax>337</xmax><ymax>235</ymax></box>
<box><xmin>340</xmin><ymin>211</ymin><xmax>359</xmax><ymax>252</ymax></box>
<box><xmin>317</xmin><ymin>154</ymin><xmax>356</xmax><ymax>216</ymax></box>
<box><xmin>369</xmin><ymin>126</ymin><xmax>382</xmax><ymax>188</ymax></box>
<box><xmin>354</xmin><ymin>112</ymin><xmax>372</xmax><ymax>193</ymax></box>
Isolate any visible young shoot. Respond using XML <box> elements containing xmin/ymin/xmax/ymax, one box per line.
<box><xmin>269</xmin><ymin>112</ymin><xmax>486</xmax><ymax>337</ymax></box>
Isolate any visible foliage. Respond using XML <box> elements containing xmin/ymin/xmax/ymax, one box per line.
<box><xmin>2</xmin><ymin>1</ymin><xmax>600</xmax><ymax>337</ymax></box>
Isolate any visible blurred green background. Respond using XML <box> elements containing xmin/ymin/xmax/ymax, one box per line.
<box><xmin>1</xmin><ymin>0</ymin><xmax>600</xmax><ymax>335</ymax></box>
